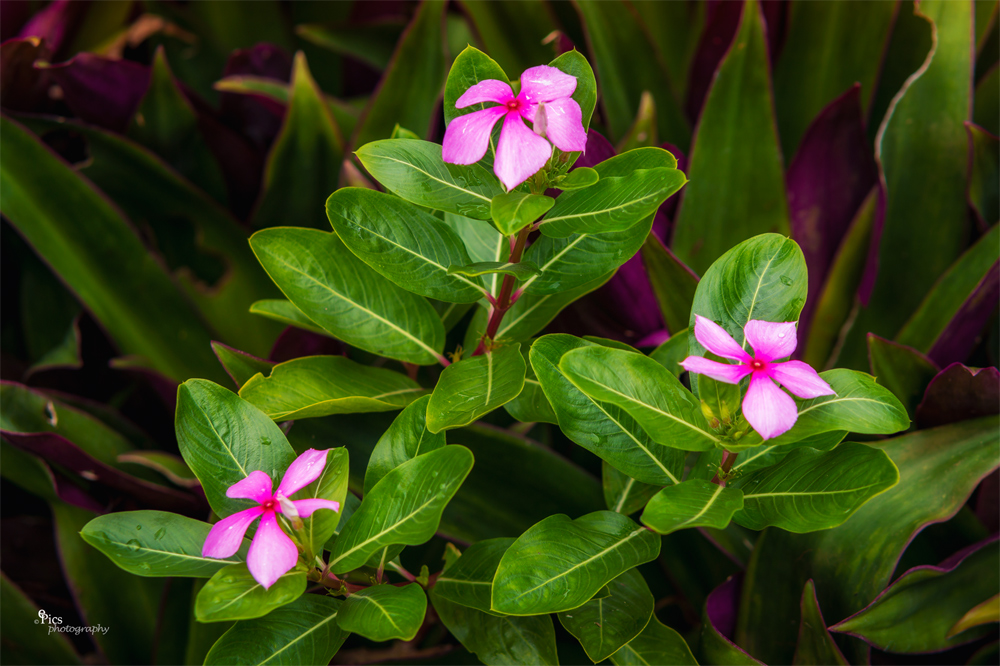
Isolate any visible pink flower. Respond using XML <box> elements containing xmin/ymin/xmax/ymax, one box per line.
<box><xmin>202</xmin><ymin>449</ymin><xmax>341</xmax><ymax>589</ymax></box>
<box><xmin>680</xmin><ymin>316</ymin><xmax>836</xmax><ymax>440</ymax></box>
<box><xmin>443</xmin><ymin>65</ymin><xmax>588</xmax><ymax>191</ymax></box>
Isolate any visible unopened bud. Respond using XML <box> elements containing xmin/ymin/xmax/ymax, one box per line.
<box><xmin>277</xmin><ymin>494</ymin><xmax>304</xmax><ymax>531</ymax></box>
<box><xmin>533</xmin><ymin>102</ymin><xmax>548</xmax><ymax>138</ymax></box>
<box><xmin>700</xmin><ymin>400</ymin><xmax>716</xmax><ymax>422</ymax></box>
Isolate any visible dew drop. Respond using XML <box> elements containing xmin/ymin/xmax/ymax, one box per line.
<box><xmin>154</xmin><ymin>528</ymin><xmax>167</xmax><ymax>540</ymax></box>
<box><xmin>779</xmin><ymin>275</ymin><xmax>793</xmax><ymax>286</ymax></box>
<box><xmin>223</xmin><ymin>577</ymin><xmax>235</xmax><ymax>584</ymax></box>
<box><xmin>126</xmin><ymin>539</ymin><xmax>141</xmax><ymax>552</ymax></box>
<box><xmin>261</xmin><ymin>437</ymin><xmax>272</xmax><ymax>446</ymax></box>
<box><xmin>135</xmin><ymin>524</ymin><xmax>142</xmax><ymax>530</ymax></box>
<box><xmin>139</xmin><ymin>563</ymin><xmax>151</xmax><ymax>571</ymax></box>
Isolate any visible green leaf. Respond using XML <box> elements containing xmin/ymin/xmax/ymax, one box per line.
<box><xmin>610</xmin><ymin>616</ymin><xmax>698</xmax><ymax>666</ymax></box>
<box><xmin>443</xmin><ymin>46</ymin><xmax>510</xmax><ymax>131</ymax></box>
<box><xmin>642</xmin><ymin>236</ymin><xmax>700</xmax><ymax>336</ymax></box>
<box><xmin>616</xmin><ymin>90</ymin><xmax>659</xmax><ymax>153</ymax></box>
<box><xmin>830</xmin><ymin>539</ymin><xmax>999</xmax><ymax>652</ymax></box>
<box><xmin>603</xmin><ymin>463</ymin><xmax>661</xmax><ymax>515</ymax></box>
<box><xmin>732</xmin><ymin>369</ymin><xmax>910</xmax><ymax>472</ymax></box>
<box><xmin>355</xmin><ymin>139</ymin><xmax>503</xmax><ymax>220</ymax></box>
<box><xmin>442</xmin><ymin>213</ymin><xmax>509</xmax><ymax>297</ymax></box>
<box><xmin>793</xmin><ymin>580</ymin><xmax>849</xmax><ymax>666</ymax></box>
<box><xmin>296</xmin><ymin>20</ymin><xmax>406</xmax><ymax>70</ymax></box>
<box><xmin>253</xmin><ymin>52</ymin><xmax>344</xmax><ymax>231</ymax></box>
<box><xmin>491</xmin><ymin>511</ymin><xmax>661</xmax><ymax>615</ymax></box>
<box><xmin>559</xmin><ymin>345</ymin><xmax>721</xmax><ymax>452</ymax></box>
<box><xmin>673</xmin><ymin>0</ymin><xmax>791</xmax><ymax>275</ymax></box>
<box><xmin>250</xmin><ymin>227</ymin><xmax>445</xmax><ymax>365</ymax></box>
<box><xmin>329</xmin><ymin>445</ymin><xmax>474</xmax><ymax>573</ymax></box>
<box><xmin>456</xmin><ymin>3</ymin><xmax>554</xmax><ymax>77</ymax></box>
<box><xmin>531</xmin><ymin>335</ymin><xmax>685</xmax><ymax>485</ymax></box>
<box><xmin>0</xmin><ymin>573</ymin><xmax>81</xmax><ymax>666</ymax></box>
<box><xmin>364</xmin><ymin>395</ymin><xmax>445</xmax><ymax>495</ymax></box>
<box><xmin>557</xmin><ymin>167</ymin><xmax>600</xmax><ymax>191</ymax></box>
<box><xmin>968</xmin><ymin>121</ymin><xmax>999</xmax><ymax>226</ymax></box>
<box><xmin>650</xmin><ymin>329</ymin><xmax>691</xmax><ymax>378</ymax></box>
<box><xmin>337</xmin><ymin>583</ymin><xmax>427</xmax><ymax>641</ymax></box>
<box><xmin>538</xmin><ymin>168</ymin><xmax>687</xmax><ymax>238</ymax></box>
<box><xmin>249</xmin><ymin>299</ymin><xmax>329</xmax><ymax>338</ymax></box>
<box><xmin>81</xmin><ymin>510</ymin><xmax>247</xmax><ymax>578</ymax></box>
<box><xmin>426</xmin><ymin>344</ymin><xmax>527</xmax><ymax>432</ymax></box>
<box><xmin>352</xmin><ymin>0</ymin><xmax>446</xmax><ymax>147</ymax></box>
<box><xmin>974</xmin><ymin>64</ymin><xmax>999</xmax><ymax>136</ymax></box>
<box><xmin>867</xmin><ymin>335</ymin><xmax>940</xmax><ymax>418</ymax></box>
<box><xmin>641</xmin><ymin>480</ymin><xmax>745</xmax><ymax>535</ymax></box>
<box><xmin>175</xmin><ymin>379</ymin><xmax>296</xmax><ymax>518</ymax></box>
<box><xmin>295</xmin><ymin>447</ymin><xmax>349</xmax><ymax>557</ymax></box>
<box><xmin>505</xmin><ymin>349</ymin><xmax>559</xmax><ymax>424</ymax></box>
<box><xmin>558</xmin><ymin>568</ymin><xmax>655</xmax><ymax>662</ymax></box>
<box><xmin>431</xmin><ymin>593</ymin><xmax>558</xmax><ymax>665</ymax></box>
<box><xmin>491</xmin><ymin>191</ymin><xmax>555</xmax><ymax>236</ymax></box>
<box><xmin>195</xmin><ymin>564</ymin><xmax>306</xmax><ymax>622</ymax></box>
<box><xmin>434</xmin><ymin>538</ymin><xmax>514</xmax><ymax>613</ymax></box>
<box><xmin>549</xmin><ymin>48</ymin><xmax>599</xmax><ymax>136</ymax></box>
<box><xmin>949</xmin><ymin>592</ymin><xmax>1000</xmax><ymax>639</ymax></box>
<box><xmin>117</xmin><ymin>451</ymin><xmax>199</xmax><ymax>488</ymax></box>
<box><xmin>327</xmin><ymin>188</ymin><xmax>486</xmax><ymax>302</ymax></box>
<box><xmin>211</xmin><ymin>342</ymin><xmax>274</xmax><ymax>390</ymax></box>
<box><xmin>239</xmin><ymin>356</ymin><xmax>426</xmax><ymax>420</ymax></box>
<box><xmin>631</xmin><ymin>1</ymin><xmax>705</xmax><ymax>104</ymax></box>
<box><xmin>448</xmin><ymin>261</ymin><xmax>541</xmax><ymax>282</ymax></box>
<box><xmin>204</xmin><ymin>594</ymin><xmax>348</xmax><ymax>665</ymax></box>
<box><xmin>0</xmin><ymin>116</ymin><xmax>223</xmax><ymax>382</ymax></box>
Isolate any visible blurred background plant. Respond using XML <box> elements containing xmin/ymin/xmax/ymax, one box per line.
<box><xmin>0</xmin><ymin>1</ymin><xmax>997</xmax><ymax>664</ymax></box>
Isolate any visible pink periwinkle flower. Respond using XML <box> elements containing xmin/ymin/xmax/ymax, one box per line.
<box><xmin>442</xmin><ymin>65</ymin><xmax>588</xmax><ymax>191</ymax></box>
<box><xmin>680</xmin><ymin>316</ymin><xmax>836</xmax><ymax>440</ymax></box>
<box><xmin>202</xmin><ymin>449</ymin><xmax>340</xmax><ymax>589</ymax></box>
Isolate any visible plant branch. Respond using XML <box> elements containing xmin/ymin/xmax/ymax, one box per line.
<box><xmin>473</xmin><ymin>223</ymin><xmax>531</xmax><ymax>355</ymax></box>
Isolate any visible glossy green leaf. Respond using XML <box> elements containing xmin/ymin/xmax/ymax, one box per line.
<box><xmin>117</xmin><ymin>451</ymin><xmax>199</xmax><ymax>488</ymax></box>
<box><xmin>457</xmin><ymin>2</ymin><xmax>554</xmax><ymax>76</ymax></box>
<box><xmin>732</xmin><ymin>443</ymin><xmax>899</xmax><ymax>532</ymax></box>
<box><xmin>296</xmin><ymin>20</ymin><xmax>406</xmax><ymax>70</ymax></box>
<box><xmin>949</xmin><ymin>593</ymin><xmax>1000</xmax><ymax>638</ymax></box>
<box><xmin>443</xmin><ymin>46</ymin><xmax>510</xmax><ymax>131</ymax></box>
<box><xmin>327</xmin><ymin>187</ymin><xmax>486</xmax><ymax>302</ymax></box>
<box><xmin>642</xmin><ymin>235</ymin><xmax>700</xmax><ymax>336</ymax></box>
<box><xmin>337</xmin><ymin>583</ymin><xmax>427</xmax><ymax>642</ymax></box>
<box><xmin>505</xmin><ymin>364</ymin><xmax>559</xmax><ymax>424</ymax></box>
<box><xmin>0</xmin><ymin>117</ymin><xmax>223</xmax><ymax>382</ymax></box>
<box><xmin>250</xmin><ymin>227</ymin><xmax>446</xmax><ymax>365</ymax></box>
<box><xmin>249</xmin><ymin>299</ymin><xmax>329</xmax><ymax>337</ymax></box>
<box><xmin>355</xmin><ymin>139</ymin><xmax>504</xmax><ymax>220</ymax></box>
<box><xmin>610</xmin><ymin>616</ymin><xmax>699</xmax><ymax>666</ymax></box>
<box><xmin>558</xmin><ymin>568</ymin><xmax>654</xmax><ymax>662</ymax></box>
<box><xmin>492</xmin><ymin>191</ymin><xmax>555</xmax><ymax>236</ymax></box>
<box><xmin>531</xmin><ymin>334</ymin><xmax>685</xmax><ymax>485</ymax></box>
<box><xmin>968</xmin><ymin>122</ymin><xmax>999</xmax><ymax>225</ymax></box>
<box><xmin>793</xmin><ymin>580</ymin><xmax>849</xmax><ymax>666</ymax></box>
<box><xmin>641</xmin><ymin>480</ymin><xmax>745</xmax><ymax>535</ymax></box>
<box><xmin>867</xmin><ymin>335</ymin><xmax>939</xmax><ymax>418</ymax></box>
<box><xmin>616</xmin><ymin>90</ymin><xmax>659</xmax><ymax>153</ymax></box>
<box><xmin>650</xmin><ymin>329</ymin><xmax>691</xmax><ymax>378</ymax></box>
<box><xmin>81</xmin><ymin>510</ymin><xmax>247</xmax><ymax>578</ymax></box>
<box><xmin>448</xmin><ymin>261</ymin><xmax>541</xmax><ymax>282</ymax></box>
<box><xmin>426</xmin><ymin>344</ymin><xmax>526</xmax><ymax>432</ymax></box>
<box><xmin>212</xmin><ymin>342</ymin><xmax>274</xmax><ymax>389</ymax></box>
<box><xmin>0</xmin><ymin>574</ymin><xmax>81</xmax><ymax>665</ymax></box>
<box><xmin>673</xmin><ymin>1</ymin><xmax>791</xmax><ymax>275</ymax></box>
<box><xmin>549</xmin><ymin>48</ymin><xmax>599</xmax><ymax>137</ymax></box>
<box><xmin>974</xmin><ymin>64</ymin><xmax>999</xmax><ymax>136</ymax></box>
<box><xmin>539</xmin><ymin>168</ymin><xmax>687</xmax><ymax>238</ymax></box>
<box><xmin>364</xmin><ymin>395</ymin><xmax>445</xmax><ymax>495</ymax></box>
<box><xmin>295</xmin><ymin>447</ymin><xmax>350</xmax><ymax>557</ymax></box>
<box><xmin>329</xmin><ymin>445</ymin><xmax>474</xmax><ymax>573</ymax></box>
<box><xmin>603</xmin><ymin>463</ymin><xmax>662</xmax><ymax>515</ymax></box>
<box><xmin>632</xmin><ymin>1</ymin><xmax>705</xmax><ymax>104</ymax></box>
<box><xmin>560</xmin><ymin>346</ymin><xmax>721</xmax><ymax>452</ymax></box>
<box><xmin>204</xmin><ymin>594</ymin><xmax>348</xmax><ymax>666</ymax></box>
<box><xmin>239</xmin><ymin>356</ymin><xmax>426</xmax><ymax>420</ymax></box>
<box><xmin>830</xmin><ymin>539</ymin><xmax>999</xmax><ymax>652</ymax></box>
<box><xmin>253</xmin><ymin>52</ymin><xmax>344</xmax><ymax>231</ymax></box>
<box><xmin>442</xmin><ymin>213</ymin><xmax>509</xmax><ymax>297</ymax></box>
<box><xmin>556</xmin><ymin>167</ymin><xmax>600</xmax><ymax>192</ymax></box>
<box><xmin>434</xmin><ymin>538</ymin><xmax>513</xmax><ymax>613</ymax></box>
<box><xmin>491</xmin><ymin>511</ymin><xmax>661</xmax><ymax>615</ymax></box>
<box><xmin>175</xmin><ymin>379</ymin><xmax>296</xmax><ymax>517</ymax></box>
<box><xmin>195</xmin><ymin>565</ymin><xmax>306</xmax><ymax>622</ymax></box>
<box><xmin>352</xmin><ymin>0</ymin><xmax>446</xmax><ymax>147</ymax></box>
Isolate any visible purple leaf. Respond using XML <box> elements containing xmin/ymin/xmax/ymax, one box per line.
<box><xmin>269</xmin><ymin>327</ymin><xmax>346</xmax><ymax>364</ymax></box>
<box><xmin>108</xmin><ymin>356</ymin><xmax>178</xmax><ymax>411</ymax></box>
<box><xmin>915</xmin><ymin>362</ymin><xmax>1000</xmax><ymax>430</ymax></box>
<box><xmin>927</xmin><ymin>261</ymin><xmax>1000</xmax><ymax>366</ymax></box>
<box><xmin>787</xmin><ymin>85</ymin><xmax>879</xmax><ymax>341</ymax></box>
<box><xmin>760</xmin><ymin>0</ymin><xmax>789</xmax><ymax>62</ymax></box>
<box><xmin>0</xmin><ymin>38</ymin><xmax>58</xmax><ymax>114</ymax></box>
<box><xmin>43</xmin><ymin>53</ymin><xmax>149</xmax><ymax>133</ymax></box>
<box><xmin>219</xmin><ymin>43</ymin><xmax>292</xmax><ymax>152</ymax></box>
<box><xmin>975</xmin><ymin>470</ymin><xmax>998</xmax><ymax>534</ymax></box>
<box><xmin>15</xmin><ymin>0</ymin><xmax>90</xmax><ymax>58</ymax></box>
<box><xmin>704</xmin><ymin>572</ymin><xmax>765</xmax><ymax>663</ymax></box>
<box><xmin>685</xmin><ymin>0</ymin><xmax>743</xmax><ymax>122</ymax></box>
<box><xmin>1</xmin><ymin>2</ymin><xmax>31</xmax><ymax>41</ymax></box>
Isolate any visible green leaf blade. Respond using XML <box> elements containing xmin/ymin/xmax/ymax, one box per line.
<box><xmin>641</xmin><ymin>480</ymin><xmax>745</xmax><ymax>535</ymax></box>
<box><xmin>426</xmin><ymin>344</ymin><xmax>526</xmax><ymax>433</ymax></box>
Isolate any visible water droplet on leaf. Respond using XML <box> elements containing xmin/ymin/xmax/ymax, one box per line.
<box><xmin>779</xmin><ymin>275</ymin><xmax>793</xmax><ymax>286</ymax></box>
<box><xmin>126</xmin><ymin>539</ymin><xmax>141</xmax><ymax>551</ymax></box>
<box><xmin>154</xmin><ymin>528</ymin><xmax>166</xmax><ymax>540</ymax></box>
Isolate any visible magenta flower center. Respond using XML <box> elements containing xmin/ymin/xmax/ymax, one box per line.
<box><xmin>261</xmin><ymin>499</ymin><xmax>277</xmax><ymax>512</ymax></box>
<box><xmin>504</xmin><ymin>98</ymin><xmax>523</xmax><ymax>113</ymax></box>
<box><xmin>750</xmin><ymin>359</ymin><xmax>768</xmax><ymax>372</ymax></box>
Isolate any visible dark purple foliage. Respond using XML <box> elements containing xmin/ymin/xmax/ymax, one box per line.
<box><xmin>220</xmin><ymin>43</ymin><xmax>293</xmax><ymax>152</ymax></box>
<box><xmin>915</xmin><ymin>363</ymin><xmax>1000</xmax><ymax>429</ymax></box>
<box><xmin>45</xmin><ymin>53</ymin><xmax>150</xmax><ymax>133</ymax></box>
<box><xmin>927</xmin><ymin>261</ymin><xmax>1000</xmax><ymax>366</ymax></box>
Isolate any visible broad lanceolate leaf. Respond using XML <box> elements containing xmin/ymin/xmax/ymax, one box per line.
<box><xmin>250</xmin><ymin>227</ymin><xmax>446</xmax><ymax>365</ymax></box>
<box><xmin>204</xmin><ymin>594</ymin><xmax>348</xmax><ymax>666</ymax></box>
<box><xmin>442</xmin><ymin>213</ymin><xmax>509</xmax><ymax>297</ymax></box>
<box><xmin>560</xmin><ymin>346</ymin><xmax>721</xmax><ymax>452</ymax></box>
<box><xmin>434</xmin><ymin>538</ymin><xmax>513</xmax><ymax>613</ymax></box>
<box><xmin>176</xmin><ymin>379</ymin><xmax>296</xmax><ymax>518</ymax></box>
<box><xmin>557</xmin><ymin>167</ymin><xmax>600</xmax><ymax>191</ymax></box>
<box><xmin>212</xmin><ymin>343</ymin><xmax>274</xmax><ymax>389</ymax></box>
<box><xmin>444</xmin><ymin>46</ymin><xmax>509</xmax><ymax>128</ymax></box>
<box><xmin>239</xmin><ymin>356</ymin><xmax>426</xmax><ymax>420</ymax></box>
<box><xmin>539</xmin><ymin>168</ymin><xmax>687</xmax><ymax>238</ymax></box>
<box><xmin>650</xmin><ymin>329</ymin><xmax>691</xmax><ymax>378</ymax></box>
<box><xmin>364</xmin><ymin>396</ymin><xmax>445</xmax><ymax>495</ymax></box>
<box><xmin>356</xmin><ymin>140</ymin><xmax>504</xmax><ymax>220</ymax></box>
<box><xmin>867</xmin><ymin>335</ymin><xmax>939</xmax><ymax>418</ymax></box>
<box><xmin>492</xmin><ymin>191</ymin><xmax>554</xmax><ymax>236</ymax></box>
<box><xmin>327</xmin><ymin>188</ymin><xmax>486</xmax><ymax>302</ymax></box>
<box><xmin>603</xmin><ymin>463</ymin><xmax>662</xmax><ymax>515</ymax></box>
<box><xmin>448</xmin><ymin>261</ymin><xmax>541</xmax><ymax>282</ymax></box>
<box><xmin>249</xmin><ymin>299</ymin><xmax>329</xmax><ymax>337</ymax></box>
<box><xmin>294</xmin><ymin>447</ymin><xmax>350</xmax><ymax>557</ymax></box>
<box><xmin>505</xmin><ymin>359</ymin><xmax>559</xmax><ymax>424</ymax></box>
<box><xmin>673</xmin><ymin>0</ymin><xmax>791</xmax><ymax>275</ymax></box>
<box><xmin>329</xmin><ymin>445</ymin><xmax>474</xmax><ymax>573</ymax></box>
<box><xmin>609</xmin><ymin>616</ymin><xmax>699</xmax><ymax>666</ymax></box>
<box><xmin>641</xmin><ymin>480</ymin><xmax>745</xmax><ymax>535</ymax></box>
<box><xmin>426</xmin><ymin>344</ymin><xmax>526</xmax><ymax>433</ymax></box>
<box><xmin>831</xmin><ymin>538</ymin><xmax>999</xmax><ymax>653</ymax></box>
<box><xmin>732</xmin><ymin>369</ymin><xmax>910</xmax><ymax>473</ymax></box>
<box><xmin>732</xmin><ymin>443</ymin><xmax>899</xmax><ymax>532</ymax></box>
<box><xmin>793</xmin><ymin>580</ymin><xmax>849</xmax><ymax>666</ymax></box>
<box><xmin>558</xmin><ymin>568</ymin><xmax>654</xmax><ymax>662</ymax></box>
<box><xmin>337</xmin><ymin>583</ymin><xmax>427</xmax><ymax>642</ymax></box>
<box><xmin>491</xmin><ymin>511</ymin><xmax>661</xmax><ymax>615</ymax></box>
<box><xmin>196</xmin><ymin>565</ymin><xmax>306</xmax><ymax>622</ymax></box>
<box><xmin>531</xmin><ymin>335</ymin><xmax>685</xmax><ymax>485</ymax></box>
<box><xmin>642</xmin><ymin>235</ymin><xmax>700</xmax><ymax>336</ymax></box>
<box><xmin>81</xmin><ymin>511</ymin><xmax>248</xmax><ymax>578</ymax></box>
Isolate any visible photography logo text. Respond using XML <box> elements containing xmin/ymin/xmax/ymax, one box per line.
<box><xmin>36</xmin><ymin>610</ymin><xmax>110</xmax><ymax>636</ymax></box>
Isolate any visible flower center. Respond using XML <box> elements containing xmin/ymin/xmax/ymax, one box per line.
<box><xmin>261</xmin><ymin>499</ymin><xmax>276</xmax><ymax>511</ymax></box>
<box><xmin>750</xmin><ymin>359</ymin><xmax>767</xmax><ymax>372</ymax></box>
<box><xmin>505</xmin><ymin>98</ymin><xmax>522</xmax><ymax>113</ymax></box>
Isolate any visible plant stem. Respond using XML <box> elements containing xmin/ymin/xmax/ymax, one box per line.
<box><xmin>711</xmin><ymin>451</ymin><xmax>739</xmax><ymax>486</ymax></box>
<box><xmin>473</xmin><ymin>224</ymin><xmax>531</xmax><ymax>355</ymax></box>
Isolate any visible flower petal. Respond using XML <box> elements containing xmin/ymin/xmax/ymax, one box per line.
<box><xmin>519</xmin><ymin>65</ymin><xmax>577</xmax><ymax>104</ymax></box>
<box><xmin>225</xmin><ymin>470</ymin><xmax>273</xmax><ymax>503</ymax></box>
<box><xmin>277</xmin><ymin>448</ymin><xmax>331</xmax><ymax>498</ymax></box>
<box><xmin>537</xmin><ymin>97</ymin><xmax>587</xmax><ymax>153</ymax></box>
<box><xmin>743</xmin><ymin>320</ymin><xmax>798</xmax><ymax>362</ymax></box>
<box><xmin>769</xmin><ymin>360</ymin><xmax>836</xmax><ymax>399</ymax></box>
<box><xmin>742</xmin><ymin>373</ymin><xmax>798</xmax><ymax>440</ymax></box>
<box><xmin>494</xmin><ymin>112</ymin><xmax>552</xmax><ymax>191</ymax></box>
<box><xmin>246</xmin><ymin>512</ymin><xmax>300</xmax><ymax>590</ymax></box>
<box><xmin>442</xmin><ymin>105</ymin><xmax>507</xmax><ymax>165</ymax></box>
<box><xmin>693</xmin><ymin>315</ymin><xmax>752</xmax><ymax>362</ymax></box>
<box><xmin>291</xmin><ymin>498</ymin><xmax>341</xmax><ymax>518</ymax></box>
<box><xmin>679</xmin><ymin>356</ymin><xmax>752</xmax><ymax>384</ymax></box>
<box><xmin>202</xmin><ymin>506</ymin><xmax>264</xmax><ymax>559</ymax></box>
<box><xmin>455</xmin><ymin>79</ymin><xmax>513</xmax><ymax>108</ymax></box>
